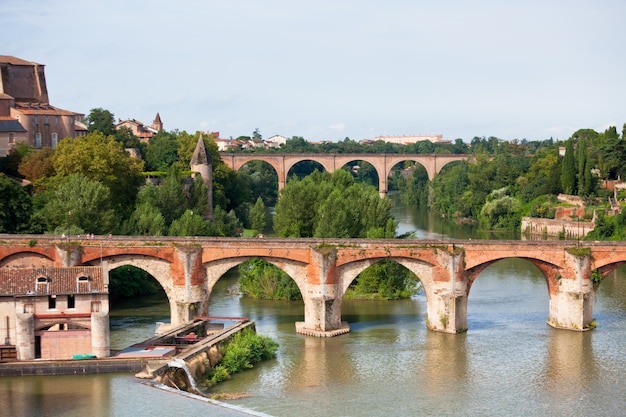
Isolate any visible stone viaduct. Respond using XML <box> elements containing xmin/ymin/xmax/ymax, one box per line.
<box><xmin>1</xmin><ymin>235</ymin><xmax>622</xmax><ymax>338</ymax></box>
<box><xmin>220</xmin><ymin>153</ymin><xmax>469</xmax><ymax>197</ymax></box>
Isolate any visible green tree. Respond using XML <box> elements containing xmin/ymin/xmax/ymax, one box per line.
<box><xmin>168</xmin><ymin>209</ymin><xmax>212</xmax><ymax>236</ymax></box>
<box><xmin>0</xmin><ymin>142</ymin><xmax>31</xmax><ymax>176</ymax></box>
<box><xmin>37</xmin><ymin>173</ymin><xmax>116</xmax><ymax>235</ymax></box>
<box><xmin>561</xmin><ymin>140</ymin><xmax>577</xmax><ymax>194</ymax></box>
<box><xmin>86</xmin><ymin>108</ymin><xmax>116</xmax><ymax>136</ymax></box>
<box><xmin>115</xmin><ymin>126</ymin><xmax>141</xmax><ymax>149</ymax></box>
<box><xmin>0</xmin><ymin>174</ymin><xmax>32</xmax><ymax>233</ymax></box>
<box><xmin>346</xmin><ymin>260</ymin><xmax>420</xmax><ymax>299</ymax></box>
<box><xmin>145</xmin><ymin>131</ymin><xmax>179</xmax><ymax>171</ymax></box>
<box><xmin>238</xmin><ymin>259</ymin><xmax>301</xmax><ymax>300</ymax></box>
<box><xmin>479</xmin><ymin>187</ymin><xmax>521</xmax><ymax>230</ymax></box>
<box><xmin>250</xmin><ymin>197</ymin><xmax>266</xmax><ymax>233</ymax></box>
<box><xmin>52</xmin><ymin>132</ymin><xmax>144</xmax><ymax>211</ymax></box>
<box><xmin>137</xmin><ymin>169</ymin><xmax>185</xmax><ymax>226</ymax></box>
<box><xmin>208</xmin><ymin>206</ymin><xmax>242</xmax><ymax>237</ymax></box>
<box><xmin>123</xmin><ymin>202</ymin><xmax>166</xmax><ymax>236</ymax></box>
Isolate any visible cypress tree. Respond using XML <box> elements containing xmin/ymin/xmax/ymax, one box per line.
<box><xmin>561</xmin><ymin>140</ymin><xmax>577</xmax><ymax>194</ymax></box>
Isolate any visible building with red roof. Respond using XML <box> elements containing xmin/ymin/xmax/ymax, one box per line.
<box><xmin>0</xmin><ymin>56</ymin><xmax>85</xmax><ymax>156</ymax></box>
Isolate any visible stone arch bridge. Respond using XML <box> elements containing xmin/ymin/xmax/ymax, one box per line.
<box><xmin>1</xmin><ymin>235</ymin><xmax>622</xmax><ymax>337</ymax></box>
<box><xmin>220</xmin><ymin>153</ymin><xmax>469</xmax><ymax>197</ymax></box>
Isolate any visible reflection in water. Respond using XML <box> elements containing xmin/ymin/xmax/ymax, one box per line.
<box><xmin>0</xmin><ymin>374</ymin><xmax>112</xmax><ymax>417</ymax></box>
<box><xmin>424</xmin><ymin>331</ymin><xmax>468</xmax><ymax>396</ymax></box>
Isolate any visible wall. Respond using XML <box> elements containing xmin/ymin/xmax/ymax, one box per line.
<box><xmin>521</xmin><ymin>217</ymin><xmax>594</xmax><ymax>239</ymax></box>
<box><xmin>39</xmin><ymin>329</ymin><xmax>92</xmax><ymax>359</ymax></box>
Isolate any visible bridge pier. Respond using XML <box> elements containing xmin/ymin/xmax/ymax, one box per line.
<box><xmin>170</xmin><ymin>246</ymin><xmax>209</xmax><ymax>328</ymax></box>
<box><xmin>425</xmin><ymin>249</ymin><xmax>468</xmax><ymax>333</ymax></box>
<box><xmin>296</xmin><ymin>247</ymin><xmax>349</xmax><ymax>337</ymax></box>
<box><xmin>547</xmin><ymin>251</ymin><xmax>595</xmax><ymax>331</ymax></box>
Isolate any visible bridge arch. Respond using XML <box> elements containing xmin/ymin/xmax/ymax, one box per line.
<box><xmin>338</xmin><ymin>256</ymin><xmax>435</xmax><ymax>297</ymax></box>
<box><xmin>0</xmin><ymin>251</ymin><xmax>54</xmax><ymax>268</ymax></box>
<box><xmin>466</xmin><ymin>256</ymin><xmax>562</xmax><ymax>297</ymax></box>
<box><xmin>89</xmin><ymin>254</ymin><xmax>181</xmax><ymax>324</ymax></box>
<box><xmin>204</xmin><ymin>256</ymin><xmax>309</xmax><ymax>299</ymax></box>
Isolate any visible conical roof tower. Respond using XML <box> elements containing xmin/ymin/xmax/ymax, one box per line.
<box><xmin>190</xmin><ymin>133</ymin><xmax>213</xmax><ymax>219</ymax></box>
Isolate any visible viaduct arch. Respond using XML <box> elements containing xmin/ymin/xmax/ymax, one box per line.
<box><xmin>220</xmin><ymin>153</ymin><xmax>469</xmax><ymax>197</ymax></box>
<box><xmin>2</xmin><ymin>236</ymin><xmax>622</xmax><ymax>342</ymax></box>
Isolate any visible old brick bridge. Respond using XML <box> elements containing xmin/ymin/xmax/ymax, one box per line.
<box><xmin>220</xmin><ymin>153</ymin><xmax>469</xmax><ymax>197</ymax></box>
<box><xmin>2</xmin><ymin>235</ymin><xmax>622</xmax><ymax>337</ymax></box>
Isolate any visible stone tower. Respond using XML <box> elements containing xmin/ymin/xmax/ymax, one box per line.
<box><xmin>190</xmin><ymin>133</ymin><xmax>213</xmax><ymax>219</ymax></box>
<box><xmin>152</xmin><ymin>112</ymin><xmax>163</xmax><ymax>132</ymax></box>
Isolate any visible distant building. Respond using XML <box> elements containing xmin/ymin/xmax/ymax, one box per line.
<box><xmin>116</xmin><ymin>113</ymin><xmax>163</xmax><ymax>142</ymax></box>
<box><xmin>266</xmin><ymin>134</ymin><xmax>288</xmax><ymax>148</ymax></box>
<box><xmin>374</xmin><ymin>134</ymin><xmax>449</xmax><ymax>145</ymax></box>
<box><xmin>0</xmin><ymin>56</ymin><xmax>85</xmax><ymax>156</ymax></box>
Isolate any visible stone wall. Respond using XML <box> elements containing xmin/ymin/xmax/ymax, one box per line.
<box><xmin>521</xmin><ymin>217</ymin><xmax>594</xmax><ymax>239</ymax></box>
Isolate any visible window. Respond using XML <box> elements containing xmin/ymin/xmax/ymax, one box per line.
<box><xmin>8</xmin><ymin>133</ymin><xmax>14</xmax><ymax>144</ymax></box>
<box><xmin>51</xmin><ymin>133</ymin><xmax>58</xmax><ymax>148</ymax></box>
<box><xmin>44</xmin><ymin>116</ymin><xmax>49</xmax><ymax>125</ymax></box>
<box><xmin>48</xmin><ymin>295</ymin><xmax>56</xmax><ymax>309</ymax></box>
<box><xmin>77</xmin><ymin>275</ymin><xmax>91</xmax><ymax>293</ymax></box>
<box><xmin>35</xmin><ymin>132</ymin><xmax>42</xmax><ymax>148</ymax></box>
<box><xmin>67</xmin><ymin>294</ymin><xmax>75</xmax><ymax>309</ymax></box>
<box><xmin>34</xmin><ymin>115</ymin><xmax>38</xmax><ymax>124</ymax></box>
<box><xmin>36</xmin><ymin>276</ymin><xmax>49</xmax><ymax>293</ymax></box>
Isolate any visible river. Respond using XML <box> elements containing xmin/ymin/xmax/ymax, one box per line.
<box><xmin>1</xmin><ymin>197</ymin><xmax>625</xmax><ymax>417</ymax></box>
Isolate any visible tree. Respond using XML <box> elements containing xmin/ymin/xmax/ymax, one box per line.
<box><xmin>18</xmin><ymin>147</ymin><xmax>55</xmax><ymax>186</ymax></box>
<box><xmin>250</xmin><ymin>197</ymin><xmax>266</xmax><ymax>233</ymax></box>
<box><xmin>0</xmin><ymin>142</ymin><xmax>31</xmax><ymax>176</ymax></box>
<box><xmin>86</xmin><ymin>108</ymin><xmax>116</xmax><ymax>136</ymax></box>
<box><xmin>207</xmin><ymin>206</ymin><xmax>242</xmax><ymax>237</ymax></box>
<box><xmin>346</xmin><ymin>260</ymin><xmax>420</xmax><ymax>299</ymax></box>
<box><xmin>479</xmin><ymin>187</ymin><xmax>521</xmax><ymax>230</ymax></box>
<box><xmin>238</xmin><ymin>258</ymin><xmax>301</xmax><ymax>300</ymax></box>
<box><xmin>561</xmin><ymin>140</ymin><xmax>577</xmax><ymax>194</ymax></box>
<box><xmin>168</xmin><ymin>209</ymin><xmax>212</xmax><ymax>236</ymax></box>
<box><xmin>0</xmin><ymin>174</ymin><xmax>32</xmax><ymax>233</ymax></box>
<box><xmin>145</xmin><ymin>131</ymin><xmax>179</xmax><ymax>171</ymax></box>
<box><xmin>115</xmin><ymin>126</ymin><xmax>141</xmax><ymax>149</ymax></box>
<box><xmin>53</xmin><ymin>132</ymin><xmax>144</xmax><ymax>211</ymax></box>
<box><xmin>274</xmin><ymin>169</ymin><xmax>396</xmax><ymax>238</ymax></box>
<box><xmin>137</xmin><ymin>169</ymin><xmax>185</xmax><ymax>226</ymax></box>
<box><xmin>123</xmin><ymin>202</ymin><xmax>166</xmax><ymax>236</ymax></box>
<box><xmin>37</xmin><ymin>173</ymin><xmax>116</xmax><ymax>235</ymax></box>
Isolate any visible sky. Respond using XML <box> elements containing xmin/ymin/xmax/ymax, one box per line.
<box><xmin>2</xmin><ymin>1</ymin><xmax>625</xmax><ymax>142</ymax></box>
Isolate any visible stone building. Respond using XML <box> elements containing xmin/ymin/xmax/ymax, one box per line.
<box><xmin>0</xmin><ymin>56</ymin><xmax>86</xmax><ymax>156</ymax></box>
<box><xmin>0</xmin><ymin>266</ymin><xmax>109</xmax><ymax>360</ymax></box>
<box><xmin>116</xmin><ymin>113</ymin><xmax>163</xmax><ymax>142</ymax></box>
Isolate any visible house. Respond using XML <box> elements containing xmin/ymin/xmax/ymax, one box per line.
<box><xmin>0</xmin><ymin>56</ymin><xmax>85</xmax><ymax>156</ymax></box>
<box><xmin>116</xmin><ymin>113</ymin><xmax>163</xmax><ymax>142</ymax></box>
<box><xmin>0</xmin><ymin>266</ymin><xmax>109</xmax><ymax>360</ymax></box>
<box><xmin>266</xmin><ymin>134</ymin><xmax>288</xmax><ymax>148</ymax></box>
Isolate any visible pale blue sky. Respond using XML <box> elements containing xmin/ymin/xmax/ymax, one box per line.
<box><xmin>2</xmin><ymin>1</ymin><xmax>625</xmax><ymax>142</ymax></box>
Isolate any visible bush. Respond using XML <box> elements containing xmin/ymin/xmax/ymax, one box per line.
<box><xmin>205</xmin><ymin>328</ymin><xmax>278</xmax><ymax>387</ymax></box>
